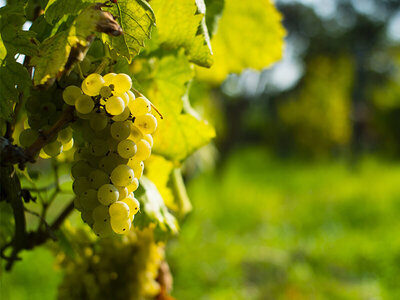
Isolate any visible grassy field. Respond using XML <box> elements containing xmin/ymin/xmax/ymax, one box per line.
<box><xmin>3</xmin><ymin>147</ymin><xmax>400</xmax><ymax>299</ymax></box>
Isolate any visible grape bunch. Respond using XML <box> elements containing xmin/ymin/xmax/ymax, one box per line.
<box><xmin>64</xmin><ymin>72</ymin><xmax>157</xmax><ymax>236</ymax></box>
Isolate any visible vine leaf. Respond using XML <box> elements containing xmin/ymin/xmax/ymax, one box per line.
<box><xmin>196</xmin><ymin>0</ymin><xmax>286</xmax><ymax>83</ymax></box>
<box><xmin>141</xmin><ymin>52</ymin><xmax>216</xmax><ymax>162</ymax></box>
<box><xmin>0</xmin><ymin>58</ymin><xmax>31</xmax><ymax>121</ymax></box>
<box><xmin>44</xmin><ymin>0</ymin><xmax>93</xmax><ymax>25</ymax></box>
<box><xmin>103</xmin><ymin>0</ymin><xmax>155</xmax><ymax>62</ymax></box>
<box><xmin>150</xmin><ymin>0</ymin><xmax>213</xmax><ymax>68</ymax></box>
<box><xmin>135</xmin><ymin>177</ymin><xmax>179</xmax><ymax>240</ymax></box>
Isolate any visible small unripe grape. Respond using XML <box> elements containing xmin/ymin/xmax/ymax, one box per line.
<box><xmin>71</xmin><ymin>160</ymin><xmax>93</xmax><ymax>178</ymax></box>
<box><xmin>80</xmin><ymin>189</ymin><xmax>100</xmax><ymax>211</ymax></box>
<box><xmin>134</xmin><ymin>113</ymin><xmax>157</xmax><ymax>134</ymax></box>
<box><xmin>110</xmin><ymin>164</ymin><xmax>135</xmax><ymax>187</ymax></box>
<box><xmin>43</xmin><ymin>140</ymin><xmax>63</xmax><ymax>157</ymax></box>
<box><xmin>110</xmin><ymin>217</ymin><xmax>131</xmax><ymax>234</ymax></box>
<box><xmin>112</xmin><ymin>73</ymin><xmax>132</xmax><ymax>94</ymax></box>
<box><xmin>100</xmin><ymin>86</ymin><xmax>112</xmax><ymax>98</ymax></box>
<box><xmin>73</xmin><ymin>177</ymin><xmax>91</xmax><ymax>196</ymax></box>
<box><xmin>109</xmin><ymin>201</ymin><xmax>130</xmax><ymax>219</ymax></box>
<box><xmin>135</xmin><ymin>140</ymin><xmax>151</xmax><ymax>161</ymax></box>
<box><xmin>98</xmin><ymin>156</ymin><xmax>118</xmax><ymax>174</ymax></box>
<box><xmin>110</xmin><ymin>121</ymin><xmax>131</xmax><ymax>141</ymax></box>
<box><xmin>117</xmin><ymin>139</ymin><xmax>137</xmax><ymax>159</ymax></box>
<box><xmin>89</xmin><ymin>113</ymin><xmax>108</xmax><ymax>131</ymax></box>
<box><xmin>128</xmin><ymin>97</ymin><xmax>150</xmax><ymax>117</ymax></box>
<box><xmin>19</xmin><ymin>128</ymin><xmax>38</xmax><ymax>147</ymax></box>
<box><xmin>105</xmin><ymin>96</ymin><xmax>125</xmax><ymax>115</ymax></box>
<box><xmin>97</xmin><ymin>184</ymin><xmax>119</xmax><ymax>205</ymax></box>
<box><xmin>75</xmin><ymin>95</ymin><xmax>94</xmax><ymax>114</ymax></box>
<box><xmin>81</xmin><ymin>210</ymin><xmax>94</xmax><ymax>226</ymax></box>
<box><xmin>127</xmin><ymin>90</ymin><xmax>135</xmax><ymax>102</ymax></box>
<box><xmin>63</xmin><ymin>85</ymin><xmax>82</xmax><ymax>105</ymax></box>
<box><xmin>57</xmin><ymin>127</ymin><xmax>73</xmax><ymax>144</ymax></box>
<box><xmin>82</xmin><ymin>73</ymin><xmax>104</xmax><ymax>95</ymax></box>
<box><xmin>74</xmin><ymin>197</ymin><xmax>84</xmax><ymax>212</ymax></box>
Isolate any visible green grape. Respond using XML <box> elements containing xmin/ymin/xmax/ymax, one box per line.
<box><xmin>71</xmin><ymin>160</ymin><xmax>93</xmax><ymax>178</ymax></box>
<box><xmin>117</xmin><ymin>139</ymin><xmax>137</xmax><ymax>159</ymax></box>
<box><xmin>98</xmin><ymin>155</ymin><xmax>118</xmax><ymax>174</ymax></box>
<box><xmin>88</xmin><ymin>169</ymin><xmax>110</xmax><ymax>189</ymax></box>
<box><xmin>110</xmin><ymin>121</ymin><xmax>131</xmax><ymax>141</ymax></box>
<box><xmin>82</xmin><ymin>73</ymin><xmax>104</xmax><ymax>95</ymax></box>
<box><xmin>134</xmin><ymin>140</ymin><xmax>151</xmax><ymax>161</ymax></box>
<box><xmin>121</xmin><ymin>197</ymin><xmax>140</xmax><ymax>219</ymax></box>
<box><xmin>43</xmin><ymin>140</ymin><xmax>63</xmax><ymax>157</ymax></box>
<box><xmin>106</xmin><ymin>137</ymin><xmax>119</xmax><ymax>152</ymax></box>
<box><xmin>89</xmin><ymin>142</ymin><xmax>109</xmax><ymax>157</ymax></box>
<box><xmin>19</xmin><ymin>128</ymin><xmax>38</xmax><ymax>147</ymax></box>
<box><xmin>112</xmin><ymin>73</ymin><xmax>132</xmax><ymax>94</ymax></box>
<box><xmin>143</xmin><ymin>134</ymin><xmax>153</xmax><ymax>147</ymax></box>
<box><xmin>127</xmin><ymin>90</ymin><xmax>135</xmax><ymax>102</ymax></box>
<box><xmin>134</xmin><ymin>113</ymin><xmax>157</xmax><ymax>135</ymax></box>
<box><xmin>129</xmin><ymin>124</ymin><xmax>144</xmax><ymax>143</ymax></box>
<box><xmin>74</xmin><ymin>197</ymin><xmax>84</xmax><ymax>212</ymax></box>
<box><xmin>103</xmin><ymin>72</ymin><xmax>116</xmax><ymax>86</ymax></box>
<box><xmin>75</xmin><ymin>110</ymin><xmax>93</xmax><ymax>120</ymax></box>
<box><xmin>110</xmin><ymin>165</ymin><xmax>135</xmax><ymax>187</ymax></box>
<box><xmin>117</xmin><ymin>186</ymin><xmax>129</xmax><ymax>200</ymax></box>
<box><xmin>63</xmin><ymin>85</ymin><xmax>82</xmax><ymax>105</ymax></box>
<box><xmin>110</xmin><ymin>216</ymin><xmax>131</xmax><ymax>234</ymax></box>
<box><xmin>112</xmin><ymin>107</ymin><xmax>130</xmax><ymax>122</ymax></box>
<box><xmin>62</xmin><ymin>138</ymin><xmax>74</xmax><ymax>151</ymax></box>
<box><xmin>99</xmin><ymin>86</ymin><xmax>112</xmax><ymax>98</ymax></box>
<box><xmin>73</xmin><ymin>177</ymin><xmax>91</xmax><ymax>196</ymax></box>
<box><xmin>89</xmin><ymin>113</ymin><xmax>108</xmax><ymax>131</ymax></box>
<box><xmin>120</xmin><ymin>93</ymin><xmax>129</xmax><ymax>106</ymax></box>
<box><xmin>92</xmin><ymin>220</ymin><xmax>113</xmax><ymax>237</ymax></box>
<box><xmin>80</xmin><ymin>189</ymin><xmax>100</xmax><ymax>211</ymax></box>
<box><xmin>75</xmin><ymin>95</ymin><xmax>94</xmax><ymax>114</ymax></box>
<box><xmin>81</xmin><ymin>210</ymin><xmax>94</xmax><ymax>226</ymax></box>
<box><xmin>105</xmin><ymin>96</ymin><xmax>125</xmax><ymax>115</ymax></box>
<box><xmin>109</xmin><ymin>201</ymin><xmax>130</xmax><ymax>219</ymax></box>
<box><xmin>58</xmin><ymin>127</ymin><xmax>73</xmax><ymax>144</ymax></box>
<box><xmin>39</xmin><ymin>148</ymin><xmax>50</xmax><ymax>159</ymax></box>
<box><xmin>127</xmin><ymin>159</ymin><xmax>144</xmax><ymax>179</ymax></box>
<box><xmin>127</xmin><ymin>178</ymin><xmax>139</xmax><ymax>193</ymax></box>
<box><xmin>97</xmin><ymin>184</ymin><xmax>119</xmax><ymax>205</ymax></box>
<box><xmin>92</xmin><ymin>205</ymin><xmax>110</xmax><ymax>223</ymax></box>
<box><xmin>39</xmin><ymin>102</ymin><xmax>57</xmax><ymax>116</ymax></box>
<box><xmin>128</xmin><ymin>97</ymin><xmax>151</xmax><ymax>117</ymax></box>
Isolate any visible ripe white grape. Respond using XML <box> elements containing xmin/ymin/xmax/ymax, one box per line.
<box><xmin>103</xmin><ymin>72</ymin><xmax>116</xmax><ymax>86</ymax></box>
<box><xmin>93</xmin><ymin>220</ymin><xmax>113</xmax><ymax>237</ymax></box>
<box><xmin>112</xmin><ymin>73</ymin><xmax>132</xmax><ymax>94</ymax></box>
<box><xmin>129</xmin><ymin>124</ymin><xmax>144</xmax><ymax>143</ymax></box>
<box><xmin>88</xmin><ymin>169</ymin><xmax>110</xmax><ymax>189</ymax></box>
<box><xmin>19</xmin><ymin>128</ymin><xmax>38</xmax><ymax>147</ymax></box>
<box><xmin>62</xmin><ymin>138</ymin><xmax>74</xmax><ymax>151</ymax></box>
<box><xmin>110</xmin><ymin>217</ymin><xmax>131</xmax><ymax>234</ymax></box>
<box><xmin>75</xmin><ymin>95</ymin><xmax>94</xmax><ymax>114</ymax></box>
<box><xmin>128</xmin><ymin>159</ymin><xmax>144</xmax><ymax>179</ymax></box>
<box><xmin>109</xmin><ymin>201</ymin><xmax>130</xmax><ymax>219</ymax></box>
<box><xmin>119</xmin><ymin>93</ymin><xmax>130</xmax><ymax>106</ymax></box>
<box><xmin>127</xmin><ymin>178</ymin><xmax>139</xmax><ymax>193</ymax></box>
<box><xmin>90</xmin><ymin>142</ymin><xmax>109</xmax><ymax>157</ymax></box>
<box><xmin>110</xmin><ymin>121</ymin><xmax>131</xmax><ymax>141</ymax></box>
<box><xmin>97</xmin><ymin>184</ymin><xmax>119</xmax><ymax>205</ymax></box>
<box><xmin>92</xmin><ymin>205</ymin><xmax>110</xmax><ymax>223</ymax></box>
<box><xmin>82</xmin><ymin>73</ymin><xmax>104</xmax><ymax>95</ymax></box>
<box><xmin>112</xmin><ymin>107</ymin><xmax>130</xmax><ymax>122</ymax></box>
<box><xmin>117</xmin><ymin>139</ymin><xmax>137</xmax><ymax>158</ymax></box>
<box><xmin>117</xmin><ymin>186</ymin><xmax>129</xmax><ymax>201</ymax></box>
<box><xmin>110</xmin><ymin>164</ymin><xmax>135</xmax><ymax>187</ymax></box>
<box><xmin>135</xmin><ymin>139</ymin><xmax>151</xmax><ymax>161</ymax></box>
<box><xmin>143</xmin><ymin>134</ymin><xmax>153</xmax><ymax>147</ymax></box>
<box><xmin>121</xmin><ymin>197</ymin><xmax>140</xmax><ymax>220</ymax></box>
<box><xmin>63</xmin><ymin>85</ymin><xmax>82</xmax><ymax>105</ymax></box>
<box><xmin>89</xmin><ymin>113</ymin><xmax>108</xmax><ymax>131</ymax></box>
<box><xmin>128</xmin><ymin>97</ymin><xmax>151</xmax><ymax>117</ymax></box>
<box><xmin>134</xmin><ymin>113</ymin><xmax>157</xmax><ymax>135</ymax></box>
<box><xmin>105</xmin><ymin>96</ymin><xmax>125</xmax><ymax>115</ymax></box>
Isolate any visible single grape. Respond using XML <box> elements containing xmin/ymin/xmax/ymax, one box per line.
<box><xmin>75</xmin><ymin>95</ymin><xmax>94</xmax><ymax>114</ymax></box>
<box><xmin>89</xmin><ymin>142</ymin><xmax>109</xmax><ymax>157</ymax></box>
<box><xmin>19</xmin><ymin>128</ymin><xmax>38</xmax><ymax>147</ymax></box>
<box><xmin>89</xmin><ymin>113</ymin><xmax>108</xmax><ymax>131</ymax></box>
<box><xmin>103</xmin><ymin>73</ymin><xmax>116</xmax><ymax>86</ymax></box>
<box><xmin>105</xmin><ymin>96</ymin><xmax>125</xmax><ymax>115</ymax></box>
<box><xmin>88</xmin><ymin>169</ymin><xmax>110</xmax><ymax>189</ymax></box>
<box><xmin>128</xmin><ymin>159</ymin><xmax>144</xmax><ymax>179</ymax></box>
<box><xmin>110</xmin><ymin>217</ymin><xmax>131</xmax><ymax>234</ymax></box>
<box><xmin>110</xmin><ymin>121</ymin><xmax>131</xmax><ymax>141</ymax></box>
<box><xmin>62</xmin><ymin>138</ymin><xmax>74</xmax><ymax>151</ymax></box>
<box><xmin>112</xmin><ymin>107</ymin><xmax>130</xmax><ymax>122</ymax></box>
<box><xmin>58</xmin><ymin>127</ymin><xmax>73</xmax><ymax>144</ymax></box>
<box><xmin>92</xmin><ymin>205</ymin><xmax>110</xmax><ymax>223</ymax></box>
<box><xmin>127</xmin><ymin>178</ymin><xmax>139</xmax><ymax>193</ymax></box>
<box><xmin>112</xmin><ymin>73</ymin><xmax>132</xmax><ymax>94</ymax></box>
<box><xmin>120</xmin><ymin>93</ymin><xmax>129</xmax><ymax>106</ymax></box>
<box><xmin>135</xmin><ymin>139</ymin><xmax>151</xmax><ymax>161</ymax></box>
<box><xmin>43</xmin><ymin>140</ymin><xmax>63</xmax><ymax>157</ymax></box>
<box><xmin>93</xmin><ymin>220</ymin><xmax>113</xmax><ymax>237</ymax></box>
<box><xmin>117</xmin><ymin>139</ymin><xmax>137</xmax><ymax>159</ymax></box>
<box><xmin>129</xmin><ymin>124</ymin><xmax>144</xmax><ymax>143</ymax></box>
<box><xmin>99</xmin><ymin>86</ymin><xmax>112</xmax><ymax>98</ymax></box>
<box><xmin>76</xmin><ymin>110</ymin><xmax>93</xmax><ymax>120</ymax></box>
<box><xmin>82</xmin><ymin>73</ymin><xmax>104</xmax><ymax>95</ymax></box>
<box><xmin>127</xmin><ymin>90</ymin><xmax>135</xmax><ymax>102</ymax></box>
<box><xmin>134</xmin><ymin>113</ymin><xmax>157</xmax><ymax>134</ymax></box>
<box><xmin>143</xmin><ymin>134</ymin><xmax>153</xmax><ymax>147</ymax></box>
<box><xmin>121</xmin><ymin>197</ymin><xmax>140</xmax><ymax>219</ymax></box>
<box><xmin>71</xmin><ymin>160</ymin><xmax>93</xmax><ymax>178</ymax></box>
<box><xmin>80</xmin><ymin>189</ymin><xmax>100</xmax><ymax>211</ymax></box>
<box><xmin>73</xmin><ymin>177</ymin><xmax>91</xmax><ymax>196</ymax></box>
<box><xmin>109</xmin><ymin>201</ymin><xmax>130</xmax><ymax>219</ymax></box>
<box><xmin>81</xmin><ymin>210</ymin><xmax>94</xmax><ymax>226</ymax></box>
<box><xmin>128</xmin><ymin>97</ymin><xmax>151</xmax><ymax>117</ymax></box>
<box><xmin>110</xmin><ymin>164</ymin><xmax>135</xmax><ymax>187</ymax></box>
<box><xmin>63</xmin><ymin>85</ymin><xmax>82</xmax><ymax>105</ymax></box>
<box><xmin>97</xmin><ymin>184</ymin><xmax>119</xmax><ymax>205</ymax></box>
<box><xmin>117</xmin><ymin>186</ymin><xmax>129</xmax><ymax>200</ymax></box>
<box><xmin>98</xmin><ymin>155</ymin><xmax>118</xmax><ymax>174</ymax></box>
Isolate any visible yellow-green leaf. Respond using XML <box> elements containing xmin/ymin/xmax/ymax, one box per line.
<box><xmin>196</xmin><ymin>0</ymin><xmax>286</xmax><ymax>83</ymax></box>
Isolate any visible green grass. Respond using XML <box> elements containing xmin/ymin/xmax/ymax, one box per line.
<box><xmin>168</xmin><ymin>148</ymin><xmax>400</xmax><ymax>300</ymax></box>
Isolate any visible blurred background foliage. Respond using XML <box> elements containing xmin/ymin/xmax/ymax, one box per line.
<box><xmin>3</xmin><ymin>0</ymin><xmax>400</xmax><ymax>299</ymax></box>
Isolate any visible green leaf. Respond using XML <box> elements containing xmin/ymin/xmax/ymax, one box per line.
<box><xmin>31</xmin><ymin>6</ymin><xmax>102</xmax><ymax>85</ymax></box>
<box><xmin>196</xmin><ymin>0</ymin><xmax>286</xmax><ymax>83</ymax></box>
<box><xmin>103</xmin><ymin>0</ymin><xmax>155</xmax><ymax>62</ymax></box>
<box><xmin>141</xmin><ymin>52</ymin><xmax>215</xmax><ymax>162</ymax></box>
<box><xmin>204</xmin><ymin>0</ymin><xmax>224</xmax><ymax>36</ymax></box>
<box><xmin>44</xmin><ymin>0</ymin><xmax>93</xmax><ymax>24</ymax></box>
<box><xmin>135</xmin><ymin>177</ymin><xmax>178</xmax><ymax>240</ymax></box>
<box><xmin>150</xmin><ymin>0</ymin><xmax>213</xmax><ymax>67</ymax></box>
<box><xmin>0</xmin><ymin>58</ymin><xmax>31</xmax><ymax>121</ymax></box>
